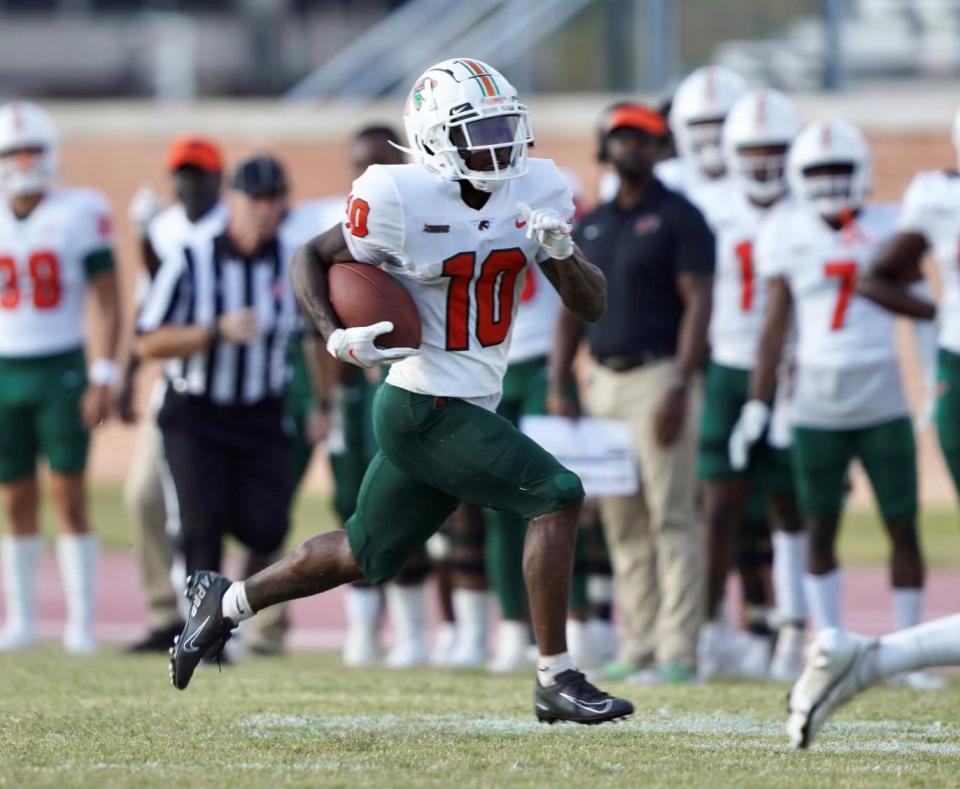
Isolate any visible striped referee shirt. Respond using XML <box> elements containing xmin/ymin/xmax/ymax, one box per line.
<box><xmin>137</xmin><ymin>231</ymin><xmax>299</xmax><ymax>406</ymax></box>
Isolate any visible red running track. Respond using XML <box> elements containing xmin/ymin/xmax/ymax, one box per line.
<box><xmin>2</xmin><ymin>551</ymin><xmax>958</xmax><ymax>649</ymax></box>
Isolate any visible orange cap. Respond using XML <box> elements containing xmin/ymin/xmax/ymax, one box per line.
<box><xmin>606</xmin><ymin>105</ymin><xmax>667</xmax><ymax>137</ymax></box>
<box><xmin>166</xmin><ymin>135</ymin><xmax>223</xmax><ymax>173</ymax></box>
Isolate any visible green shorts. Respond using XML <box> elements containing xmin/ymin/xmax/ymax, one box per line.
<box><xmin>698</xmin><ymin>361</ymin><xmax>795</xmax><ymax>493</ymax></box>
<box><xmin>935</xmin><ymin>347</ymin><xmax>960</xmax><ymax>496</ymax></box>
<box><xmin>345</xmin><ymin>383</ymin><xmax>584</xmax><ymax>584</ymax></box>
<box><xmin>0</xmin><ymin>347</ymin><xmax>89</xmax><ymax>483</ymax></box>
<box><xmin>791</xmin><ymin>417</ymin><xmax>916</xmax><ymax>521</ymax></box>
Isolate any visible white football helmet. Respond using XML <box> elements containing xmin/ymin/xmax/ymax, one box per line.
<box><xmin>401</xmin><ymin>58</ymin><xmax>533</xmax><ymax>192</ymax></box>
<box><xmin>787</xmin><ymin>119</ymin><xmax>871</xmax><ymax>220</ymax></box>
<box><xmin>670</xmin><ymin>66</ymin><xmax>748</xmax><ymax>178</ymax></box>
<box><xmin>0</xmin><ymin>102</ymin><xmax>59</xmax><ymax>197</ymax></box>
<box><xmin>723</xmin><ymin>89</ymin><xmax>802</xmax><ymax>204</ymax></box>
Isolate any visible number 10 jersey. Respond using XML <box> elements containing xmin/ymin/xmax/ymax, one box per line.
<box><xmin>342</xmin><ymin>159</ymin><xmax>574</xmax><ymax>401</ymax></box>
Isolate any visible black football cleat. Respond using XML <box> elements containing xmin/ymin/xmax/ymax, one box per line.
<box><xmin>169</xmin><ymin>571</ymin><xmax>236</xmax><ymax>690</ymax></box>
<box><xmin>534</xmin><ymin>669</ymin><xmax>634</xmax><ymax>725</ymax></box>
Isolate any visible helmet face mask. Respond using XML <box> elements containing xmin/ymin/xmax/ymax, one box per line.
<box><xmin>685</xmin><ymin>116</ymin><xmax>726</xmax><ymax>177</ymax></box>
<box><xmin>734</xmin><ymin>143</ymin><xmax>790</xmax><ymax>203</ymax></box>
<box><xmin>403</xmin><ymin>59</ymin><xmax>533</xmax><ymax>193</ymax></box>
<box><xmin>0</xmin><ymin>102</ymin><xmax>59</xmax><ymax>198</ymax></box>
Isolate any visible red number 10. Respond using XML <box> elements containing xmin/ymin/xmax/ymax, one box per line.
<box><xmin>442</xmin><ymin>248</ymin><xmax>526</xmax><ymax>350</ymax></box>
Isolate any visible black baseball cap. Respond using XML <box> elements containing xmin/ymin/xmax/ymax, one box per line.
<box><xmin>231</xmin><ymin>154</ymin><xmax>288</xmax><ymax>198</ymax></box>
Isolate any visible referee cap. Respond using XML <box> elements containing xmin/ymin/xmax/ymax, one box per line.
<box><xmin>167</xmin><ymin>135</ymin><xmax>223</xmax><ymax>173</ymax></box>
<box><xmin>231</xmin><ymin>154</ymin><xmax>288</xmax><ymax>198</ymax></box>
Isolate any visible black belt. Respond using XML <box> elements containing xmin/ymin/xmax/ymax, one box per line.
<box><xmin>596</xmin><ymin>350</ymin><xmax>672</xmax><ymax>373</ymax></box>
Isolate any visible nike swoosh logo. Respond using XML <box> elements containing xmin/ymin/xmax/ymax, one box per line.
<box><xmin>181</xmin><ymin>616</ymin><xmax>211</xmax><ymax>654</ymax></box>
<box><xmin>559</xmin><ymin>692</ymin><xmax>613</xmax><ymax>714</ymax></box>
<box><xmin>515</xmin><ymin>219</ymin><xmax>527</xmax><ymax>229</ymax></box>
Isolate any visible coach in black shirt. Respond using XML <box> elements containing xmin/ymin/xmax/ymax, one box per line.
<box><xmin>551</xmin><ymin>103</ymin><xmax>714</xmax><ymax>683</ymax></box>
<box><xmin>136</xmin><ymin>155</ymin><xmax>300</xmax><ymax>578</ymax></box>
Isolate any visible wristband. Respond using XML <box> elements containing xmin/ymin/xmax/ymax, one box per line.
<box><xmin>88</xmin><ymin>358</ymin><xmax>119</xmax><ymax>387</ymax></box>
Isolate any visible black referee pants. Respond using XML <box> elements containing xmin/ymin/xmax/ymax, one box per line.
<box><xmin>158</xmin><ymin>391</ymin><xmax>294</xmax><ymax>576</ymax></box>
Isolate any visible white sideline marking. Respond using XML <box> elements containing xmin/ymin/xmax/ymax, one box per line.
<box><xmin>239</xmin><ymin>711</ymin><xmax>960</xmax><ymax>755</ymax></box>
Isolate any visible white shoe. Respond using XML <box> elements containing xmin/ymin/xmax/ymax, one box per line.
<box><xmin>770</xmin><ymin>624</ymin><xmax>806</xmax><ymax>682</ymax></box>
<box><xmin>0</xmin><ymin>627</ymin><xmax>39</xmax><ymax>651</ymax></box>
<box><xmin>384</xmin><ymin>639</ymin><xmax>428</xmax><ymax>669</ymax></box>
<box><xmin>886</xmin><ymin>670</ymin><xmax>948</xmax><ymax>691</ymax></box>
<box><xmin>786</xmin><ymin>628</ymin><xmax>872</xmax><ymax>749</ymax></box>
<box><xmin>429</xmin><ymin>623</ymin><xmax>456</xmax><ymax>667</ymax></box>
<box><xmin>63</xmin><ymin>628</ymin><xmax>96</xmax><ymax>655</ymax></box>
<box><xmin>342</xmin><ymin>624</ymin><xmax>379</xmax><ymax>667</ymax></box>
<box><xmin>488</xmin><ymin>621</ymin><xmax>533</xmax><ymax>674</ymax></box>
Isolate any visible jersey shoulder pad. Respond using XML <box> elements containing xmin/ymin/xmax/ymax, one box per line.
<box><xmin>344</xmin><ymin>165</ymin><xmax>407</xmax><ymax>262</ymax></box>
<box><xmin>653</xmin><ymin>157</ymin><xmax>687</xmax><ymax>192</ymax></box>
<box><xmin>755</xmin><ymin>199</ymin><xmax>812</xmax><ymax>276</ymax></box>
<box><xmin>902</xmin><ymin>169</ymin><xmax>958</xmax><ymax>211</ymax></box>
<box><xmin>54</xmin><ymin>186</ymin><xmax>113</xmax><ymax>245</ymax></box>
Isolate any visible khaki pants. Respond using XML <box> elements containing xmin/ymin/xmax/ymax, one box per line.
<box><xmin>588</xmin><ymin>360</ymin><xmax>705</xmax><ymax>670</ymax></box>
<box><xmin>124</xmin><ymin>416</ymin><xmax>180</xmax><ymax>631</ymax></box>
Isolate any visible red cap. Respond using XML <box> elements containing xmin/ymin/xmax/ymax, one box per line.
<box><xmin>606</xmin><ymin>105</ymin><xmax>667</xmax><ymax>137</ymax></box>
<box><xmin>166</xmin><ymin>135</ymin><xmax>223</xmax><ymax>173</ymax></box>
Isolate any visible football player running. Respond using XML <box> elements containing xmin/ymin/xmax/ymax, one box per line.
<box><xmin>698</xmin><ymin>89</ymin><xmax>806</xmax><ymax>681</ymax></box>
<box><xmin>168</xmin><ymin>58</ymin><xmax>633</xmax><ymax>725</ymax></box>
<box><xmin>0</xmin><ymin>102</ymin><xmax>120</xmax><ymax>653</ymax></box>
<box><xmin>729</xmin><ymin>120</ymin><xmax>928</xmax><ymax>663</ymax></box>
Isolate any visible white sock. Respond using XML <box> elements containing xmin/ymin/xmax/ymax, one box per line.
<box><xmin>871</xmin><ymin>614</ymin><xmax>960</xmax><ymax>680</ymax></box>
<box><xmin>892</xmin><ymin>587</ymin><xmax>923</xmax><ymax>631</ymax></box>
<box><xmin>56</xmin><ymin>534</ymin><xmax>98</xmax><ymax>640</ymax></box>
<box><xmin>1</xmin><ymin>534</ymin><xmax>42</xmax><ymax>635</ymax></box>
<box><xmin>773</xmin><ymin>531</ymin><xmax>808</xmax><ymax>624</ymax></box>
<box><xmin>587</xmin><ymin>574</ymin><xmax>613</xmax><ymax>605</ymax></box>
<box><xmin>537</xmin><ymin>651</ymin><xmax>576</xmax><ymax>687</ymax></box>
<box><xmin>804</xmin><ymin>569</ymin><xmax>843</xmax><ymax>630</ymax></box>
<box><xmin>386</xmin><ymin>582</ymin><xmax>427</xmax><ymax>648</ymax></box>
<box><xmin>452</xmin><ymin>588</ymin><xmax>489</xmax><ymax>654</ymax></box>
<box><xmin>344</xmin><ymin>585</ymin><xmax>382</xmax><ymax>628</ymax></box>
<box><xmin>221</xmin><ymin>581</ymin><xmax>253</xmax><ymax>623</ymax></box>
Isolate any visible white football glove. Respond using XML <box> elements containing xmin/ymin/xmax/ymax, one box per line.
<box><xmin>728</xmin><ymin>400</ymin><xmax>770</xmax><ymax>471</ymax></box>
<box><xmin>128</xmin><ymin>185</ymin><xmax>163</xmax><ymax>238</ymax></box>
<box><xmin>517</xmin><ymin>202</ymin><xmax>574</xmax><ymax>260</ymax></box>
<box><xmin>326</xmin><ymin>321</ymin><xmax>419</xmax><ymax>369</ymax></box>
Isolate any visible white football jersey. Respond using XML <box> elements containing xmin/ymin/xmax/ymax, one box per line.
<box><xmin>508</xmin><ymin>264</ymin><xmax>561</xmax><ymax>364</ymax></box>
<box><xmin>0</xmin><ymin>187</ymin><xmax>113</xmax><ymax>357</ymax></box>
<box><xmin>897</xmin><ymin>170</ymin><xmax>960</xmax><ymax>353</ymax></box>
<box><xmin>342</xmin><ymin>158</ymin><xmax>573</xmax><ymax>401</ymax></box>
<box><xmin>708</xmin><ymin>190</ymin><xmax>772</xmax><ymax>369</ymax></box>
<box><xmin>756</xmin><ymin>200</ymin><xmax>898</xmax><ymax>370</ymax></box>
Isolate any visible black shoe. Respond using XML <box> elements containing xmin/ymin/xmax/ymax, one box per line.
<box><xmin>127</xmin><ymin>622</ymin><xmax>185</xmax><ymax>653</ymax></box>
<box><xmin>534</xmin><ymin>669</ymin><xmax>634</xmax><ymax>725</ymax></box>
<box><xmin>169</xmin><ymin>571</ymin><xmax>236</xmax><ymax>690</ymax></box>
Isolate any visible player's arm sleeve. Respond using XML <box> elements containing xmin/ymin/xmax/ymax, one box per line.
<box><xmin>534</xmin><ymin>161</ymin><xmax>577</xmax><ymax>263</ymax></box>
<box><xmin>136</xmin><ymin>251</ymin><xmax>192</xmax><ymax>333</ymax></box>
<box><xmin>895</xmin><ymin>172</ymin><xmax>941</xmax><ymax>240</ymax></box>
<box><xmin>341</xmin><ymin>166</ymin><xmax>406</xmax><ymax>267</ymax></box>
<box><xmin>672</xmin><ymin>197</ymin><xmax>715</xmax><ymax>275</ymax></box>
<box><xmin>78</xmin><ymin>192</ymin><xmax>117</xmax><ymax>280</ymax></box>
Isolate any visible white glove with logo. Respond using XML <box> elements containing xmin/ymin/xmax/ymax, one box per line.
<box><xmin>326</xmin><ymin>321</ymin><xmax>419</xmax><ymax>369</ymax></box>
<box><xmin>128</xmin><ymin>185</ymin><xmax>163</xmax><ymax>238</ymax></box>
<box><xmin>517</xmin><ymin>202</ymin><xmax>574</xmax><ymax>260</ymax></box>
<box><xmin>728</xmin><ymin>399</ymin><xmax>770</xmax><ymax>471</ymax></box>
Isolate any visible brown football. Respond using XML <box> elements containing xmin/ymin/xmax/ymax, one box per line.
<box><xmin>327</xmin><ymin>261</ymin><xmax>422</xmax><ymax>349</ymax></box>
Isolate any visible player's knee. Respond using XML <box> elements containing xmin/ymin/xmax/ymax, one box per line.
<box><xmin>538</xmin><ymin>469</ymin><xmax>585</xmax><ymax>514</ymax></box>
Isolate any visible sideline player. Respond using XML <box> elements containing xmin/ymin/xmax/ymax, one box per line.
<box><xmin>857</xmin><ymin>104</ymin><xmax>960</xmax><ymax>500</ymax></box>
<box><xmin>697</xmin><ymin>89</ymin><xmax>806</xmax><ymax>681</ymax></box>
<box><xmin>169</xmin><ymin>58</ymin><xmax>633</xmax><ymax>724</ymax></box>
<box><xmin>729</xmin><ymin>120</ymin><xmax>927</xmax><ymax>647</ymax></box>
<box><xmin>0</xmin><ymin>102</ymin><xmax>121</xmax><ymax>653</ymax></box>
<box><xmin>786</xmin><ymin>615</ymin><xmax>960</xmax><ymax>748</ymax></box>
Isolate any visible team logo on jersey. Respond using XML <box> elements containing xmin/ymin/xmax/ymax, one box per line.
<box><xmin>478</xmin><ymin>219</ymin><xmax>490</xmax><ymax>231</ymax></box>
<box><xmin>634</xmin><ymin>214</ymin><xmax>661</xmax><ymax>235</ymax></box>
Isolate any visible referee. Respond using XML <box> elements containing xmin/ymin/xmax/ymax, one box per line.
<box><xmin>136</xmin><ymin>154</ymin><xmax>299</xmax><ymax>578</ymax></box>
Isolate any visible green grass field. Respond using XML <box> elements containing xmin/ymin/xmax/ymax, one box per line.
<box><xmin>1</xmin><ymin>650</ymin><xmax>958</xmax><ymax>787</ymax></box>
<box><xmin>17</xmin><ymin>482</ymin><xmax>960</xmax><ymax>567</ymax></box>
